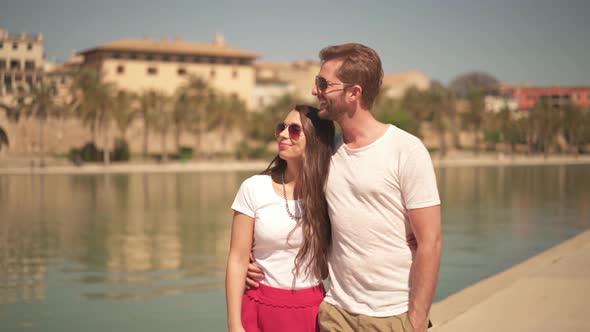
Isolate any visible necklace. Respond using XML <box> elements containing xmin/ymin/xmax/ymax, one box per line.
<box><xmin>281</xmin><ymin>172</ymin><xmax>301</xmax><ymax>220</ymax></box>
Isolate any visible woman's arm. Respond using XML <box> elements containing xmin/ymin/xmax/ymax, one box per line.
<box><xmin>225</xmin><ymin>211</ymin><xmax>255</xmax><ymax>332</ymax></box>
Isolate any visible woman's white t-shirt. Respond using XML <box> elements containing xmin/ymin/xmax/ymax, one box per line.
<box><xmin>231</xmin><ymin>174</ymin><xmax>321</xmax><ymax>290</ymax></box>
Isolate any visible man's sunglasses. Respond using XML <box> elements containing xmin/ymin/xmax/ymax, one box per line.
<box><xmin>275</xmin><ymin>123</ymin><xmax>303</xmax><ymax>140</ymax></box>
<box><xmin>315</xmin><ymin>76</ymin><xmax>354</xmax><ymax>93</ymax></box>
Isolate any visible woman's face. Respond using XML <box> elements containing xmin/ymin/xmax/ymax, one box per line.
<box><xmin>276</xmin><ymin>110</ymin><xmax>306</xmax><ymax>162</ymax></box>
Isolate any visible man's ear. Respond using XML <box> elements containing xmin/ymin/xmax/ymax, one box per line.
<box><xmin>348</xmin><ymin>85</ymin><xmax>363</xmax><ymax>103</ymax></box>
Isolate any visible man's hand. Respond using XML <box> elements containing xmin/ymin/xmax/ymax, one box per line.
<box><xmin>246</xmin><ymin>253</ymin><xmax>264</xmax><ymax>289</ymax></box>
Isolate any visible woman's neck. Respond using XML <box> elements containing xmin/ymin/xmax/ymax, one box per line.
<box><xmin>284</xmin><ymin>160</ymin><xmax>301</xmax><ymax>184</ymax></box>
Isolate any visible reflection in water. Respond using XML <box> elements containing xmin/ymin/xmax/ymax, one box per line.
<box><xmin>0</xmin><ymin>172</ymin><xmax>248</xmax><ymax>304</ymax></box>
<box><xmin>0</xmin><ymin>166</ymin><xmax>589</xmax><ymax>329</ymax></box>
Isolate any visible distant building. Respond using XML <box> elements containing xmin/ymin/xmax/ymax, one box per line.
<box><xmin>254</xmin><ymin>60</ymin><xmax>319</xmax><ymax>108</ymax></box>
<box><xmin>484</xmin><ymin>95</ymin><xmax>518</xmax><ymax>113</ymax></box>
<box><xmin>500</xmin><ymin>84</ymin><xmax>590</xmax><ymax>110</ymax></box>
<box><xmin>382</xmin><ymin>70</ymin><xmax>430</xmax><ymax>99</ymax></box>
<box><xmin>0</xmin><ymin>28</ymin><xmax>44</xmax><ymax>101</ymax></box>
<box><xmin>77</xmin><ymin>34</ymin><xmax>259</xmax><ymax>109</ymax></box>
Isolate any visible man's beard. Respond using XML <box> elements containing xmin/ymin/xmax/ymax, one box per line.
<box><xmin>319</xmin><ymin>97</ymin><xmax>347</xmax><ymax>121</ymax></box>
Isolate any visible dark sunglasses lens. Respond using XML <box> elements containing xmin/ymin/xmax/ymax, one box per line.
<box><xmin>275</xmin><ymin>123</ymin><xmax>286</xmax><ymax>136</ymax></box>
<box><xmin>316</xmin><ymin>77</ymin><xmax>328</xmax><ymax>91</ymax></box>
<box><xmin>288</xmin><ymin>124</ymin><xmax>302</xmax><ymax>138</ymax></box>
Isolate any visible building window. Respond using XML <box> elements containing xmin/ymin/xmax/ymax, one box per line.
<box><xmin>130</xmin><ymin>53</ymin><xmax>138</xmax><ymax>60</ymax></box>
<box><xmin>177</xmin><ymin>68</ymin><xmax>187</xmax><ymax>76</ymax></box>
<box><xmin>27</xmin><ymin>43</ymin><xmax>33</xmax><ymax>50</ymax></box>
<box><xmin>210</xmin><ymin>69</ymin><xmax>216</xmax><ymax>78</ymax></box>
<box><xmin>12</xmin><ymin>43</ymin><xmax>18</xmax><ymax>50</ymax></box>
<box><xmin>4</xmin><ymin>76</ymin><xmax>12</xmax><ymax>93</ymax></box>
<box><xmin>117</xmin><ymin>65</ymin><xmax>125</xmax><ymax>74</ymax></box>
<box><xmin>147</xmin><ymin>67</ymin><xmax>158</xmax><ymax>75</ymax></box>
<box><xmin>0</xmin><ymin>42</ymin><xmax>3</xmax><ymax>49</ymax></box>
<box><xmin>14</xmin><ymin>73</ymin><xmax>22</xmax><ymax>81</ymax></box>
<box><xmin>146</xmin><ymin>54</ymin><xmax>154</xmax><ymax>61</ymax></box>
<box><xmin>10</xmin><ymin>60</ymin><xmax>20</xmax><ymax>70</ymax></box>
<box><xmin>0</xmin><ymin>59</ymin><xmax>5</xmax><ymax>70</ymax></box>
<box><xmin>178</xmin><ymin>56</ymin><xmax>186</xmax><ymax>62</ymax></box>
<box><xmin>232</xmin><ymin>69</ymin><xmax>238</xmax><ymax>79</ymax></box>
<box><xmin>25</xmin><ymin>75</ymin><xmax>33</xmax><ymax>86</ymax></box>
<box><xmin>113</xmin><ymin>53</ymin><xmax>122</xmax><ymax>59</ymax></box>
<box><xmin>192</xmin><ymin>56</ymin><xmax>201</xmax><ymax>63</ymax></box>
<box><xmin>162</xmin><ymin>55</ymin><xmax>170</xmax><ymax>62</ymax></box>
<box><xmin>25</xmin><ymin>61</ymin><xmax>35</xmax><ymax>70</ymax></box>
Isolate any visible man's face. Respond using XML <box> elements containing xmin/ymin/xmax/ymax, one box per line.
<box><xmin>312</xmin><ymin>59</ymin><xmax>350</xmax><ymax>121</ymax></box>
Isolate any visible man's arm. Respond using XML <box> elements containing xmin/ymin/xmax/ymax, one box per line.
<box><xmin>407</xmin><ymin>205</ymin><xmax>442</xmax><ymax>332</ymax></box>
<box><xmin>245</xmin><ymin>254</ymin><xmax>265</xmax><ymax>288</ymax></box>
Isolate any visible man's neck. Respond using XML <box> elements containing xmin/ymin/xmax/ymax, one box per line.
<box><xmin>338</xmin><ymin>109</ymin><xmax>389</xmax><ymax>149</ymax></box>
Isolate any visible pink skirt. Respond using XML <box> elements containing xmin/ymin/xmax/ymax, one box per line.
<box><xmin>242</xmin><ymin>283</ymin><xmax>326</xmax><ymax>332</ymax></box>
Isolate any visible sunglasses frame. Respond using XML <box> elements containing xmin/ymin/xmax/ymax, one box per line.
<box><xmin>275</xmin><ymin>122</ymin><xmax>303</xmax><ymax>140</ymax></box>
<box><xmin>315</xmin><ymin>75</ymin><xmax>355</xmax><ymax>93</ymax></box>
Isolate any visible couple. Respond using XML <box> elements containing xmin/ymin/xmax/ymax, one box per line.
<box><xmin>226</xmin><ymin>43</ymin><xmax>442</xmax><ymax>332</ymax></box>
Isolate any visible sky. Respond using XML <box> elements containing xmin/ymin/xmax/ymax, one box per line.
<box><xmin>1</xmin><ymin>0</ymin><xmax>589</xmax><ymax>85</ymax></box>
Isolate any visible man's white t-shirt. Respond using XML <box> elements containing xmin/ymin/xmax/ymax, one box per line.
<box><xmin>231</xmin><ymin>174</ymin><xmax>321</xmax><ymax>290</ymax></box>
<box><xmin>323</xmin><ymin>125</ymin><xmax>440</xmax><ymax>317</ymax></box>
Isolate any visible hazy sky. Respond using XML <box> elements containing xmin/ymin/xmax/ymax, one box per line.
<box><xmin>1</xmin><ymin>0</ymin><xmax>589</xmax><ymax>85</ymax></box>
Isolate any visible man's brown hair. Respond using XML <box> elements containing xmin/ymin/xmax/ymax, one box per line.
<box><xmin>319</xmin><ymin>43</ymin><xmax>384</xmax><ymax>109</ymax></box>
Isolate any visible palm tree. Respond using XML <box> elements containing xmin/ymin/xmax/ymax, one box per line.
<box><xmin>71</xmin><ymin>68</ymin><xmax>116</xmax><ymax>164</ymax></box>
<box><xmin>179</xmin><ymin>76</ymin><xmax>213</xmax><ymax>157</ymax></box>
<box><xmin>208</xmin><ymin>93</ymin><xmax>248</xmax><ymax>152</ymax></box>
<box><xmin>171</xmin><ymin>89</ymin><xmax>194</xmax><ymax>152</ymax></box>
<box><xmin>138</xmin><ymin>90</ymin><xmax>157</xmax><ymax>159</ymax></box>
<box><xmin>529</xmin><ymin>102</ymin><xmax>562</xmax><ymax>158</ymax></box>
<box><xmin>400</xmin><ymin>84</ymin><xmax>454</xmax><ymax>158</ymax></box>
<box><xmin>150</xmin><ymin>91</ymin><xmax>172</xmax><ymax>162</ymax></box>
<box><xmin>14</xmin><ymin>79</ymin><xmax>61</xmax><ymax>167</ymax></box>
<box><xmin>112</xmin><ymin>91</ymin><xmax>137</xmax><ymax>141</ymax></box>
<box><xmin>562</xmin><ymin>103</ymin><xmax>589</xmax><ymax>156</ymax></box>
<box><xmin>463</xmin><ymin>88</ymin><xmax>486</xmax><ymax>155</ymax></box>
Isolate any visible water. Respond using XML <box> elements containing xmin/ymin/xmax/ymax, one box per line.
<box><xmin>0</xmin><ymin>165</ymin><xmax>589</xmax><ymax>331</ymax></box>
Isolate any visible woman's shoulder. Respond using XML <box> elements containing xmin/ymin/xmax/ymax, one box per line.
<box><xmin>240</xmin><ymin>174</ymin><xmax>272</xmax><ymax>188</ymax></box>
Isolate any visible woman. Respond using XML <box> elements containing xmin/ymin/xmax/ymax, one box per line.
<box><xmin>225</xmin><ymin>105</ymin><xmax>335</xmax><ymax>332</ymax></box>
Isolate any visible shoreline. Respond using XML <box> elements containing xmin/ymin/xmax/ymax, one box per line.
<box><xmin>430</xmin><ymin>229</ymin><xmax>590</xmax><ymax>331</ymax></box>
<box><xmin>1</xmin><ymin>154</ymin><xmax>590</xmax><ymax>175</ymax></box>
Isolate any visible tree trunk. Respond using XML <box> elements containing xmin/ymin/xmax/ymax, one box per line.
<box><xmin>39</xmin><ymin>117</ymin><xmax>46</xmax><ymax>168</ymax></box>
<box><xmin>439</xmin><ymin>127</ymin><xmax>447</xmax><ymax>158</ymax></box>
<box><xmin>161</xmin><ymin>131</ymin><xmax>168</xmax><ymax>162</ymax></box>
<box><xmin>103</xmin><ymin>119</ymin><xmax>110</xmax><ymax>165</ymax></box>
<box><xmin>142</xmin><ymin>112</ymin><xmax>149</xmax><ymax>159</ymax></box>
<box><xmin>175</xmin><ymin>124</ymin><xmax>181</xmax><ymax>152</ymax></box>
<box><xmin>473</xmin><ymin>128</ymin><xmax>480</xmax><ymax>156</ymax></box>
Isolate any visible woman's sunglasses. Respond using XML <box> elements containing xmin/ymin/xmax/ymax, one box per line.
<box><xmin>275</xmin><ymin>123</ymin><xmax>302</xmax><ymax>140</ymax></box>
<box><xmin>315</xmin><ymin>76</ymin><xmax>354</xmax><ymax>93</ymax></box>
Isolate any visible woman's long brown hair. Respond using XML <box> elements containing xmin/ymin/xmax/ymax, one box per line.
<box><xmin>261</xmin><ymin>105</ymin><xmax>335</xmax><ymax>280</ymax></box>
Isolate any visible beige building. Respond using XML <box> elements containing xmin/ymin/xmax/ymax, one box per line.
<box><xmin>78</xmin><ymin>34</ymin><xmax>259</xmax><ymax>109</ymax></box>
<box><xmin>382</xmin><ymin>70</ymin><xmax>430</xmax><ymax>99</ymax></box>
<box><xmin>0</xmin><ymin>28</ymin><xmax>44</xmax><ymax>100</ymax></box>
<box><xmin>0</xmin><ymin>28</ymin><xmax>44</xmax><ymax>156</ymax></box>
<box><xmin>254</xmin><ymin>60</ymin><xmax>319</xmax><ymax>107</ymax></box>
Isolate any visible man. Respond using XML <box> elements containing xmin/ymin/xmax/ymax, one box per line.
<box><xmin>248</xmin><ymin>43</ymin><xmax>442</xmax><ymax>332</ymax></box>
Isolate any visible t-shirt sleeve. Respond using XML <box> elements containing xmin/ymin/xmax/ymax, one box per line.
<box><xmin>231</xmin><ymin>177</ymin><xmax>256</xmax><ymax>218</ymax></box>
<box><xmin>400</xmin><ymin>143</ymin><xmax>441</xmax><ymax>210</ymax></box>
